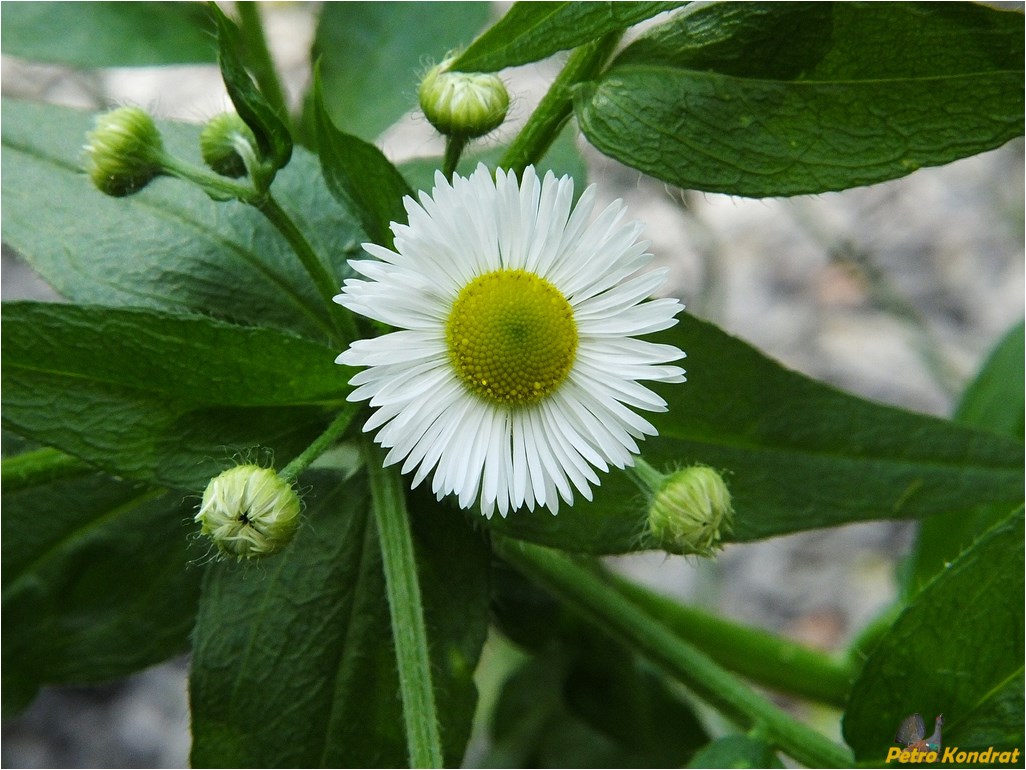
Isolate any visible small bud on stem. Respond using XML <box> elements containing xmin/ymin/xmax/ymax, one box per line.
<box><xmin>418</xmin><ymin>57</ymin><xmax>509</xmax><ymax>140</ymax></box>
<box><xmin>200</xmin><ymin>112</ymin><xmax>258</xmax><ymax>178</ymax></box>
<box><xmin>83</xmin><ymin>106</ymin><xmax>165</xmax><ymax>197</ymax></box>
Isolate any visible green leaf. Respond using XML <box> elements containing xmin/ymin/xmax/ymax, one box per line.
<box><xmin>907</xmin><ymin>320</ymin><xmax>1025</xmax><ymax>594</ymax></box>
<box><xmin>485</xmin><ymin>315</ymin><xmax>1024</xmax><ymax>553</ymax></box>
<box><xmin>1</xmin><ymin>2</ymin><xmax>216</xmax><ymax>67</ymax></box>
<box><xmin>1</xmin><ymin>302</ymin><xmax>348</xmax><ymax>489</ymax></box>
<box><xmin>190</xmin><ymin>472</ymin><xmax>490</xmax><ymax>767</ymax></box>
<box><xmin>210</xmin><ymin>4</ymin><xmax>291</xmax><ymax>174</ymax></box>
<box><xmin>312</xmin><ymin>67</ymin><xmax>413</xmax><ymax>249</ymax></box>
<box><xmin>687</xmin><ymin>735</ymin><xmax>784</xmax><ymax>769</ymax></box>
<box><xmin>2</xmin><ymin>470</ymin><xmax>202</xmax><ymax>715</ymax></box>
<box><xmin>575</xmin><ymin>2</ymin><xmax>1024</xmax><ymax>196</ymax></box>
<box><xmin>843</xmin><ymin>509</ymin><xmax>1025</xmax><ymax>760</ymax></box>
<box><xmin>451</xmin><ymin>2</ymin><xmax>683</xmax><ymax>72</ymax></box>
<box><xmin>312</xmin><ymin>2</ymin><xmax>492</xmax><ymax>141</ymax></box>
<box><xmin>2</xmin><ymin>98</ymin><xmax>357</xmax><ymax>342</ymax></box>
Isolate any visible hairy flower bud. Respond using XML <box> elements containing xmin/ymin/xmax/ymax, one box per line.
<box><xmin>200</xmin><ymin>112</ymin><xmax>257</xmax><ymax>178</ymax></box>
<box><xmin>196</xmin><ymin>465</ymin><xmax>301</xmax><ymax>559</ymax></box>
<box><xmin>83</xmin><ymin>106</ymin><xmax>165</xmax><ymax>196</ymax></box>
<box><xmin>647</xmin><ymin>465</ymin><xmax>733</xmax><ymax>556</ymax></box>
<box><xmin>418</xmin><ymin>57</ymin><xmax>509</xmax><ymax>138</ymax></box>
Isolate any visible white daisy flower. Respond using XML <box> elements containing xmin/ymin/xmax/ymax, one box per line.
<box><xmin>335</xmin><ymin>164</ymin><xmax>686</xmax><ymax>518</ymax></box>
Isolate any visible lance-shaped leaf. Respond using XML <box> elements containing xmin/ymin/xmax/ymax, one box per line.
<box><xmin>485</xmin><ymin>316</ymin><xmax>1024</xmax><ymax>553</ymax></box>
<box><xmin>312</xmin><ymin>67</ymin><xmax>412</xmax><ymax>249</ymax></box>
<box><xmin>189</xmin><ymin>472</ymin><xmax>490</xmax><ymax>767</ymax></box>
<box><xmin>1</xmin><ymin>303</ymin><xmax>349</xmax><ymax>490</ymax></box>
<box><xmin>2</xmin><ymin>470</ymin><xmax>203</xmax><ymax>715</ymax></box>
<box><xmin>843</xmin><ymin>509</ymin><xmax>1025</xmax><ymax>760</ymax></box>
<box><xmin>2</xmin><ymin>99</ymin><xmax>357</xmax><ymax>342</ymax></box>
<box><xmin>575</xmin><ymin>2</ymin><xmax>1024</xmax><ymax>196</ymax></box>
<box><xmin>451</xmin><ymin>2</ymin><xmax>683</xmax><ymax>72</ymax></box>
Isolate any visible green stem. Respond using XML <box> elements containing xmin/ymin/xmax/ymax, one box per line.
<box><xmin>278</xmin><ymin>405</ymin><xmax>360</xmax><ymax>484</ymax></box>
<box><xmin>627</xmin><ymin>456</ymin><xmax>666</xmax><ymax>493</ymax></box>
<box><xmin>2</xmin><ymin>448</ymin><xmax>92</xmax><ymax>492</ymax></box>
<box><xmin>495</xmin><ymin>539</ymin><xmax>855</xmax><ymax>769</ymax></box>
<box><xmin>363</xmin><ymin>442</ymin><xmax>443</xmax><ymax>768</ymax></box>
<box><xmin>605</xmin><ymin>568</ymin><xmax>855</xmax><ymax>708</ymax></box>
<box><xmin>499</xmin><ymin>31</ymin><xmax>622</xmax><ymax>174</ymax></box>
<box><xmin>159</xmin><ymin>152</ymin><xmax>256</xmax><ymax>201</ymax></box>
<box><xmin>443</xmin><ymin>135</ymin><xmax>468</xmax><ymax>178</ymax></box>
<box><xmin>235</xmin><ymin>2</ymin><xmax>291</xmax><ymax>130</ymax></box>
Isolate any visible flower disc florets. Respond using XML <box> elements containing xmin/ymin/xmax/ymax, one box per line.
<box><xmin>196</xmin><ymin>465</ymin><xmax>301</xmax><ymax>559</ymax></box>
<box><xmin>418</xmin><ymin>57</ymin><xmax>509</xmax><ymax>138</ymax></box>
<box><xmin>83</xmin><ymin>106</ymin><xmax>165</xmax><ymax>197</ymax></box>
<box><xmin>335</xmin><ymin>164</ymin><xmax>686</xmax><ymax>518</ymax></box>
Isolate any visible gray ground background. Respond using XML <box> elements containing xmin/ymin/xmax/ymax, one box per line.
<box><xmin>2</xmin><ymin>3</ymin><xmax>1023</xmax><ymax>767</ymax></box>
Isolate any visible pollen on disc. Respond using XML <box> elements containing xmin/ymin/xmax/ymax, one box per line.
<box><xmin>445</xmin><ymin>269</ymin><xmax>578</xmax><ymax>406</ymax></box>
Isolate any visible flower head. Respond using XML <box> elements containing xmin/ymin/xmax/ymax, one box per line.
<box><xmin>83</xmin><ymin>106</ymin><xmax>165</xmax><ymax>197</ymax></box>
<box><xmin>647</xmin><ymin>465</ymin><xmax>733</xmax><ymax>556</ymax></box>
<box><xmin>196</xmin><ymin>465</ymin><xmax>301</xmax><ymax>559</ymax></box>
<box><xmin>336</xmin><ymin>165</ymin><xmax>686</xmax><ymax>517</ymax></box>
<box><xmin>200</xmin><ymin>112</ymin><xmax>257</xmax><ymax>178</ymax></box>
<box><xmin>418</xmin><ymin>57</ymin><xmax>509</xmax><ymax>138</ymax></box>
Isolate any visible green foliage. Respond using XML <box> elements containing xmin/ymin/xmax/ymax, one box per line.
<box><xmin>452</xmin><ymin>2</ymin><xmax>683</xmax><ymax>72</ymax></box>
<box><xmin>2</xmin><ymin>470</ymin><xmax>202</xmax><ymax>715</ymax></box>
<box><xmin>843</xmin><ymin>509</ymin><xmax>1025</xmax><ymax>761</ymax></box>
<box><xmin>575</xmin><ymin>2</ymin><xmax>1024</xmax><ymax>196</ymax></box>
<box><xmin>190</xmin><ymin>472</ymin><xmax>490</xmax><ymax>767</ymax></box>
<box><xmin>312</xmin><ymin>2</ymin><xmax>493</xmax><ymax>141</ymax></box>
<box><xmin>486</xmin><ymin>316</ymin><xmax>1024</xmax><ymax>553</ymax></box>
<box><xmin>687</xmin><ymin>735</ymin><xmax>784</xmax><ymax>768</ymax></box>
<box><xmin>1</xmin><ymin>1</ymin><xmax>215</xmax><ymax>67</ymax></box>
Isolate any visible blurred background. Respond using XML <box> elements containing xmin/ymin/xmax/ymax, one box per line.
<box><xmin>2</xmin><ymin>2</ymin><xmax>1023</xmax><ymax>766</ymax></box>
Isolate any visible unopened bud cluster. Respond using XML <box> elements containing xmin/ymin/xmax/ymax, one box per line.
<box><xmin>418</xmin><ymin>56</ymin><xmax>509</xmax><ymax>138</ymax></box>
<box><xmin>196</xmin><ymin>465</ymin><xmax>301</xmax><ymax>560</ymax></box>
<box><xmin>200</xmin><ymin>112</ymin><xmax>257</xmax><ymax>178</ymax></box>
<box><xmin>83</xmin><ymin>106</ymin><xmax>165</xmax><ymax>197</ymax></box>
<box><xmin>647</xmin><ymin>465</ymin><xmax>733</xmax><ymax>556</ymax></box>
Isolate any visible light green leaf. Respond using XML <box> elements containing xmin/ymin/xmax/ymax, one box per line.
<box><xmin>688</xmin><ymin>736</ymin><xmax>784</xmax><ymax>769</ymax></box>
<box><xmin>575</xmin><ymin>2</ymin><xmax>1024</xmax><ymax>196</ymax></box>
<box><xmin>1</xmin><ymin>98</ymin><xmax>358</xmax><ymax>342</ymax></box>
<box><xmin>2</xmin><ymin>470</ymin><xmax>202</xmax><ymax>715</ymax></box>
<box><xmin>1</xmin><ymin>2</ymin><xmax>215</xmax><ymax>67</ymax></box>
<box><xmin>1</xmin><ymin>302</ymin><xmax>348</xmax><ymax>489</ymax></box>
<box><xmin>189</xmin><ymin>473</ymin><xmax>490</xmax><ymax>767</ymax></box>
<box><xmin>486</xmin><ymin>316</ymin><xmax>1024</xmax><ymax>553</ymax></box>
<box><xmin>843</xmin><ymin>509</ymin><xmax>1025</xmax><ymax>760</ymax></box>
<box><xmin>451</xmin><ymin>2</ymin><xmax>683</xmax><ymax>72</ymax></box>
<box><xmin>312</xmin><ymin>67</ymin><xmax>412</xmax><ymax>249</ymax></box>
<box><xmin>312</xmin><ymin>2</ymin><xmax>492</xmax><ymax>141</ymax></box>
<box><xmin>907</xmin><ymin>320</ymin><xmax>1025</xmax><ymax>594</ymax></box>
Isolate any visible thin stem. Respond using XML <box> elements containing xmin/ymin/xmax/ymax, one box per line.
<box><xmin>278</xmin><ymin>405</ymin><xmax>360</xmax><ymax>484</ymax></box>
<box><xmin>605</xmin><ymin>568</ymin><xmax>855</xmax><ymax>708</ymax></box>
<box><xmin>495</xmin><ymin>539</ymin><xmax>855</xmax><ymax>768</ymax></box>
<box><xmin>235</xmin><ymin>2</ymin><xmax>291</xmax><ymax>130</ymax></box>
<box><xmin>442</xmin><ymin>135</ymin><xmax>467</xmax><ymax>178</ymax></box>
<box><xmin>627</xmin><ymin>456</ymin><xmax>665</xmax><ymax>494</ymax></box>
<box><xmin>159</xmin><ymin>152</ymin><xmax>257</xmax><ymax>202</ymax></box>
<box><xmin>2</xmin><ymin>448</ymin><xmax>92</xmax><ymax>492</ymax></box>
<box><xmin>499</xmin><ymin>31</ymin><xmax>622</xmax><ymax>174</ymax></box>
<box><xmin>363</xmin><ymin>441</ymin><xmax>443</xmax><ymax>768</ymax></box>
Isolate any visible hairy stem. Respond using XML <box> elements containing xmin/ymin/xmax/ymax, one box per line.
<box><xmin>278</xmin><ymin>405</ymin><xmax>359</xmax><ymax>484</ymax></box>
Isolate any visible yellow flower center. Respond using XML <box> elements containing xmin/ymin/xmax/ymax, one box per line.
<box><xmin>445</xmin><ymin>269</ymin><xmax>578</xmax><ymax>406</ymax></box>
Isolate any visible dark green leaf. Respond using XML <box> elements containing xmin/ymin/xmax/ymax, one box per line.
<box><xmin>190</xmin><ymin>472</ymin><xmax>490</xmax><ymax>767</ymax></box>
<box><xmin>451</xmin><ymin>2</ymin><xmax>683</xmax><ymax>72</ymax></box>
<box><xmin>2</xmin><ymin>470</ymin><xmax>202</xmax><ymax>715</ymax></box>
<box><xmin>1</xmin><ymin>2</ymin><xmax>215</xmax><ymax>67</ymax></box>
<box><xmin>687</xmin><ymin>735</ymin><xmax>784</xmax><ymax>769</ymax></box>
<box><xmin>2</xmin><ymin>98</ymin><xmax>357</xmax><ymax>342</ymax></box>
<box><xmin>211</xmin><ymin>4</ymin><xmax>291</xmax><ymax>172</ymax></box>
<box><xmin>907</xmin><ymin>320</ymin><xmax>1025</xmax><ymax>594</ymax></box>
<box><xmin>575</xmin><ymin>2</ymin><xmax>1024</xmax><ymax>196</ymax></box>
<box><xmin>312</xmin><ymin>2</ymin><xmax>492</xmax><ymax>141</ymax></box>
<box><xmin>1</xmin><ymin>302</ymin><xmax>348</xmax><ymax>489</ymax></box>
<box><xmin>843</xmin><ymin>509</ymin><xmax>1025</xmax><ymax>761</ymax></box>
<box><xmin>312</xmin><ymin>67</ymin><xmax>412</xmax><ymax>249</ymax></box>
<box><xmin>486</xmin><ymin>315</ymin><xmax>1024</xmax><ymax>553</ymax></box>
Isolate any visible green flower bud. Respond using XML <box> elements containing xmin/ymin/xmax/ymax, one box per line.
<box><xmin>647</xmin><ymin>465</ymin><xmax>734</xmax><ymax>556</ymax></box>
<box><xmin>418</xmin><ymin>57</ymin><xmax>509</xmax><ymax>138</ymax></box>
<box><xmin>83</xmin><ymin>106</ymin><xmax>165</xmax><ymax>196</ymax></box>
<box><xmin>196</xmin><ymin>465</ymin><xmax>301</xmax><ymax>560</ymax></box>
<box><xmin>199</xmin><ymin>112</ymin><xmax>257</xmax><ymax>178</ymax></box>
